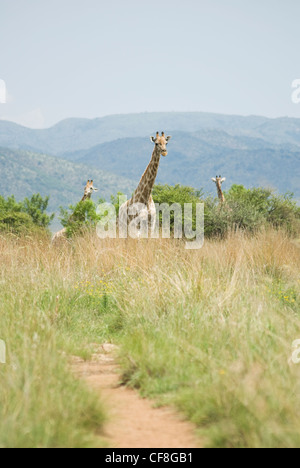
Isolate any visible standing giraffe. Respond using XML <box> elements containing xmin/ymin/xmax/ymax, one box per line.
<box><xmin>52</xmin><ymin>180</ymin><xmax>98</xmax><ymax>243</ymax></box>
<box><xmin>212</xmin><ymin>175</ymin><xmax>226</xmax><ymax>205</ymax></box>
<box><xmin>119</xmin><ymin>132</ymin><xmax>171</xmax><ymax>237</ymax></box>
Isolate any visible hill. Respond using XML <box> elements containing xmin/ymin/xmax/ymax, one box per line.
<box><xmin>0</xmin><ymin>147</ymin><xmax>136</xmax><ymax>228</ymax></box>
<box><xmin>0</xmin><ymin>112</ymin><xmax>299</xmax><ymax>202</ymax></box>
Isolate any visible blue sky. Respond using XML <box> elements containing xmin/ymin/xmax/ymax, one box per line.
<box><xmin>1</xmin><ymin>0</ymin><xmax>300</xmax><ymax>128</ymax></box>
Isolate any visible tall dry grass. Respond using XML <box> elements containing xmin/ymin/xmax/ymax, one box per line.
<box><xmin>0</xmin><ymin>229</ymin><xmax>300</xmax><ymax>447</ymax></box>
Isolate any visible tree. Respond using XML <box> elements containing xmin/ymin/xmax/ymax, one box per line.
<box><xmin>59</xmin><ymin>198</ymin><xmax>104</xmax><ymax>238</ymax></box>
<box><xmin>152</xmin><ymin>184</ymin><xmax>204</xmax><ymax>233</ymax></box>
<box><xmin>22</xmin><ymin>194</ymin><xmax>54</xmax><ymax>228</ymax></box>
<box><xmin>0</xmin><ymin>193</ymin><xmax>54</xmax><ymax>234</ymax></box>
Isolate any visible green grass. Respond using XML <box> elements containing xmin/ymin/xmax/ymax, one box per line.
<box><xmin>0</xmin><ymin>237</ymin><xmax>107</xmax><ymax>448</ymax></box>
<box><xmin>1</xmin><ymin>230</ymin><xmax>300</xmax><ymax>447</ymax></box>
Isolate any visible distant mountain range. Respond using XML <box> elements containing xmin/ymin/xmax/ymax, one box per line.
<box><xmin>1</xmin><ymin>112</ymin><xmax>300</xmax><ymax>155</ymax></box>
<box><xmin>0</xmin><ymin>112</ymin><xmax>299</xmax><ymax>228</ymax></box>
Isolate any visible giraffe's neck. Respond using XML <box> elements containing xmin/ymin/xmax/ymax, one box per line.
<box><xmin>216</xmin><ymin>184</ymin><xmax>225</xmax><ymax>203</ymax></box>
<box><xmin>132</xmin><ymin>147</ymin><xmax>161</xmax><ymax>205</ymax></box>
<box><xmin>80</xmin><ymin>193</ymin><xmax>91</xmax><ymax>203</ymax></box>
<box><xmin>69</xmin><ymin>192</ymin><xmax>91</xmax><ymax>222</ymax></box>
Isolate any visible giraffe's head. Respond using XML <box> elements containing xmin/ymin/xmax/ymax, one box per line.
<box><xmin>150</xmin><ymin>132</ymin><xmax>171</xmax><ymax>157</ymax></box>
<box><xmin>212</xmin><ymin>175</ymin><xmax>226</xmax><ymax>187</ymax></box>
<box><xmin>83</xmin><ymin>180</ymin><xmax>98</xmax><ymax>199</ymax></box>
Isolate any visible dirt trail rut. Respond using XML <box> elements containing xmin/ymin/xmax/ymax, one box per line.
<box><xmin>71</xmin><ymin>343</ymin><xmax>200</xmax><ymax>449</ymax></box>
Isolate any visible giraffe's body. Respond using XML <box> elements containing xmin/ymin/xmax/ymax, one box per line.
<box><xmin>212</xmin><ymin>176</ymin><xmax>226</xmax><ymax>205</ymax></box>
<box><xmin>119</xmin><ymin>132</ymin><xmax>171</xmax><ymax>236</ymax></box>
<box><xmin>52</xmin><ymin>180</ymin><xmax>98</xmax><ymax>244</ymax></box>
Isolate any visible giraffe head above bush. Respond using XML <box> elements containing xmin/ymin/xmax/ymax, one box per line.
<box><xmin>150</xmin><ymin>132</ymin><xmax>171</xmax><ymax>157</ymax></box>
<box><xmin>212</xmin><ymin>175</ymin><xmax>226</xmax><ymax>185</ymax></box>
<box><xmin>211</xmin><ymin>176</ymin><xmax>226</xmax><ymax>204</ymax></box>
<box><xmin>82</xmin><ymin>180</ymin><xmax>98</xmax><ymax>201</ymax></box>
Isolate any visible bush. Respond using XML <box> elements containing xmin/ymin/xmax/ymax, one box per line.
<box><xmin>225</xmin><ymin>185</ymin><xmax>300</xmax><ymax>236</ymax></box>
<box><xmin>59</xmin><ymin>198</ymin><xmax>103</xmax><ymax>238</ymax></box>
<box><xmin>152</xmin><ymin>184</ymin><xmax>204</xmax><ymax>233</ymax></box>
<box><xmin>0</xmin><ymin>212</ymin><xmax>35</xmax><ymax>234</ymax></box>
<box><xmin>0</xmin><ymin>194</ymin><xmax>54</xmax><ymax>235</ymax></box>
<box><xmin>22</xmin><ymin>194</ymin><xmax>54</xmax><ymax>228</ymax></box>
<box><xmin>151</xmin><ymin>184</ymin><xmax>300</xmax><ymax>239</ymax></box>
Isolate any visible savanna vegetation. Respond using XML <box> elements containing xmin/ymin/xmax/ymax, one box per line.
<box><xmin>60</xmin><ymin>183</ymin><xmax>300</xmax><ymax>239</ymax></box>
<box><xmin>0</xmin><ymin>184</ymin><xmax>300</xmax><ymax>448</ymax></box>
<box><xmin>0</xmin><ymin>194</ymin><xmax>54</xmax><ymax>235</ymax></box>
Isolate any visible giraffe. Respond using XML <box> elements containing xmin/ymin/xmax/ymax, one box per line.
<box><xmin>211</xmin><ymin>175</ymin><xmax>226</xmax><ymax>205</ymax></box>
<box><xmin>52</xmin><ymin>180</ymin><xmax>98</xmax><ymax>244</ymax></box>
<box><xmin>119</xmin><ymin>132</ymin><xmax>171</xmax><ymax>237</ymax></box>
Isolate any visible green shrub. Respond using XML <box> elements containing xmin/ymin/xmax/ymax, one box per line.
<box><xmin>0</xmin><ymin>194</ymin><xmax>54</xmax><ymax>235</ymax></box>
<box><xmin>0</xmin><ymin>211</ymin><xmax>35</xmax><ymax>234</ymax></box>
<box><xmin>22</xmin><ymin>194</ymin><xmax>54</xmax><ymax>228</ymax></box>
<box><xmin>152</xmin><ymin>184</ymin><xmax>204</xmax><ymax>233</ymax></box>
<box><xmin>225</xmin><ymin>185</ymin><xmax>300</xmax><ymax>236</ymax></box>
<box><xmin>151</xmin><ymin>184</ymin><xmax>300</xmax><ymax>239</ymax></box>
<box><xmin>59</xmin><ymin>198</ymin><xmax>104</xmax><ymax>238</ymax></box>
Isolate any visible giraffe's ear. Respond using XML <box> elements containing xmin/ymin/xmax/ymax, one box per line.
<box><xmin>211</xmin><ymin>178</ymin><xmax>217</xmax><ymax>183</ymax></box>
<box><xmin>150</xmin><ymin>136</ymin><xmax>156</xmax><ymax>143</ymax></box>
<box><xmin>221</xmin><ymin>177</ymin><xmax>226</xmax><ymax>183</ymax></box>
<box><xmin>165</xmin><ymin>135</ymin><xmax>171</xmax><ymax>142</ymax></box>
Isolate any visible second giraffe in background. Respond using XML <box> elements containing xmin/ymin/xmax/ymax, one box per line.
<box><xmin>52</xmin><ymin>180</ymin><xmax>98</xmax><ymax>244</ymax></box>
<box><xmin>212</xmin><ymin>175</ymin><xmax>226</xmax><ymax>205</ymax></box>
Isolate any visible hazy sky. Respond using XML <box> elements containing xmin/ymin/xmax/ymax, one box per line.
<box><xmin>1</xmin><ymin>0</ymin><xmax>300</xmax><ymax>128</ymax></box>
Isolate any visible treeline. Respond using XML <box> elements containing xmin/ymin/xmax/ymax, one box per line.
<box><xmin>1</xmin><ymin>185</ymin><xmax>300</xmax><ymax>238</ymax></box>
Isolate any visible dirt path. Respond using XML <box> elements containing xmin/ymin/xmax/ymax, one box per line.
<box><xmin>71</xmin><ymin>343</ymin><xmax>200</xmax><ymax>449</ymax></box>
